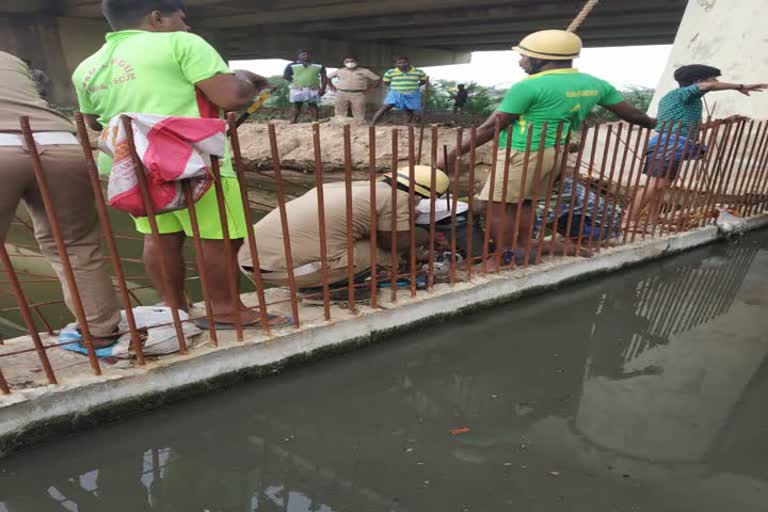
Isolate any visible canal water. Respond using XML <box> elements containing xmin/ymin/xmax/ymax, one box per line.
<box><xmin>1</xmin><ymin>232</ymin><xmax>768</xmax><ymax>511</ymax></box>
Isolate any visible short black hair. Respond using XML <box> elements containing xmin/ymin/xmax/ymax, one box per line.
<box><xmin>101</xmin><ymin>0</ymin><xmax>186</xmax><ymax>30</ymax></box>
<box><xmin>674</xmin><ymin>65</ymin><xmax>721</xmax><ymax>87</ymax></box>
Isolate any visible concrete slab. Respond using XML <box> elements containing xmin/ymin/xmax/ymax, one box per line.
<box><xmin>1</xmin><ymin>215</ymin><xmax>767</xmax><ymax>457</ymax></box>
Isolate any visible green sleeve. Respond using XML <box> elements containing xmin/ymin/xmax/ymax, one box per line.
<box><xmin>171</xmin><ymin>32</ymin><xmax>231</xmax><ymax>84</ymax></box>
<box><xmin>72</xmin><ymin>67</ymin><xmax>95</xmax><ymax>115</ymax></box>
<box><xmin>598</xmin><ymin>80</ymin><xmax>625</xmax><ymax>106</ymax></box>
<box><xmin>382</xmin><ymin>70</ymin><xmax>393</xmax><ymax>83</ymax></box>
<box><xmin>497</xmin><ymin>81</ymin><xmax>535</xmax><ymax>114</ymax></box>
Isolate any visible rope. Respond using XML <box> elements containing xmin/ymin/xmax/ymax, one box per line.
<box><xmin>567</xmin><ymin>0</ymin><xmax>600</xmax><ymax>32</ymax></box>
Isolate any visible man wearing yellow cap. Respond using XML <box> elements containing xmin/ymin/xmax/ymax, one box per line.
<box><xmin>439</xmin><ymin>30</ymin><xmax>656</xmax><ymax>261</ymax></box>
<box><xmin>238</xmin><ymin>165</ymin><xmax>448</xmax><ymax>300</ymax></box>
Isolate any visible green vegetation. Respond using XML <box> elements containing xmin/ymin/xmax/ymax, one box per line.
<box><xmin>424</xmin><ymin>80</ymin><xmax>505</xmax><ymax>116</ymax></box>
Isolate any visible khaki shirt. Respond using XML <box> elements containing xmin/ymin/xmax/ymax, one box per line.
<box><xmin>241</xmin><ymin>181</ymin><xmax>411</xmax><ymax>272</ymax></box>
<box><xmin>328</xmin><ymin>67</ymin><xmax>380</xmax><ymax>91</ymax></box>
<box><xmin>0</xmin><ymin>51</ymin><xmax>73</xmax><ymax>133</ymax></box>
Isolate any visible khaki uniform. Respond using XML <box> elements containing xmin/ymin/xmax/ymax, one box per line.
<box><xmin>0</xmin><ymin>51</ymin><xmax>120</xmax><ymax>337</ymax></box>
<box><xmin>329</xmin><ymin>67</ymin><xmax>380</xmax><ymax>119</ymax></box>
<box><xmin>478</xmin><ymin>147</ymin><xmax>561</xmax><ymax>202</ymax></box>
<box><xmin>239</xmin><ymin>181</ymin><xmax>410</xmax><ymax>289</ymax></box>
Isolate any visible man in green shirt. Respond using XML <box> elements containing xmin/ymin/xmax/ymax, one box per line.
<box><xmin>74</xmin><ymin>0</ymin><xmax>273</xmax><ymax>328</ymax></box>
<box><xmin>283</xmin><ymin>50</ymin><xmax>327</xmax><ymax>123</ymax></box>
<box><xmin>438</xmin><ymin>29</ymin><xmax>656</xmax><ymax>261</ymax></box>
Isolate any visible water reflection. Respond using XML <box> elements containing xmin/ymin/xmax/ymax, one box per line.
<box><xmin>2</xmin><ymin>235</ymin><xmax>767</xmax><ymax>511</ymax></box>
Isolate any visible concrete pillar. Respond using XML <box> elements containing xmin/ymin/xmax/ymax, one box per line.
<box><xmin>649</xmin><ymin>0</ymin><xmax>768</xmax><ymax>118</ymax></box>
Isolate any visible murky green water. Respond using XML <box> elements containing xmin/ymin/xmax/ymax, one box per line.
<box><xmin>1</xmin><ymin>232</ymin><xmax>767</xmax><ymax>511</ymax></box>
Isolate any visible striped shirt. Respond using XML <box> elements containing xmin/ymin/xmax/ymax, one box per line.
<box><xmin>383</xmin><ymin>66</ymin><xmax>427</xmax><ymax>93</ymax></box>
<box><xmin>655</xmin><ymin>84</ymin><xmax>705</xmax><ymax>137</ymax></box>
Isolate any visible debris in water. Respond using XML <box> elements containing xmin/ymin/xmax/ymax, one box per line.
<box><xmin>449</xmin><ymin>427</ymin><xmax>471</xmax><ymax>435</ymax></box>
<box><xmin>549</xmin><ymin>471</ymin><xmax>561</xmax><ymax>477</ymax></box>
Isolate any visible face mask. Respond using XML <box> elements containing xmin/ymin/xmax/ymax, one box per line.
<box><xmin>345</xmin><ymin>62</ymin><xmax>357</xmax><ymax>69</ymax></box>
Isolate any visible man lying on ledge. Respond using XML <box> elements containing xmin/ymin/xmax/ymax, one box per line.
<box><xmin>238</xmin><ymin>166</ymin><xmax>449</xmax><ymax>302</ymax></box>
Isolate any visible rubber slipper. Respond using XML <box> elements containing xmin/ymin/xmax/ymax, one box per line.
<box><xmin>194</xmin><ymin>313</ymin><xmax>293</xmax><ymax>331</ymax></box>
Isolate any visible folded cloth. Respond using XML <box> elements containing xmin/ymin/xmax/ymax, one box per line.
<box><xmin>100</xmin><ymin>114</ymin><xmax>227</xmax><ymax>216</ymax></box>
<box><xmin>384</xmin><ymin>90</ymin><xmax>423</xmax><ymax>111</ymax></box>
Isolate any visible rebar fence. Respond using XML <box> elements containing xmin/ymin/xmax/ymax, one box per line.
<box><xmin>1</xmin><ymin>114</ymin><xmax>768</xmax><ymax>394</ymax></box>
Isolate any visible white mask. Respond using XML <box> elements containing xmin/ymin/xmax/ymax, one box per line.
<box><xmin>345</xmin><ymin>62</ymin><xmax>357</xmax><ymax>69</ymax></box>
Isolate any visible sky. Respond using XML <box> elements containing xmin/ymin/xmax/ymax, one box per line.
<box><xmin>231</xmin><ymin>45</ymin><xmax>672</xmax><ymax>91</ymax></box>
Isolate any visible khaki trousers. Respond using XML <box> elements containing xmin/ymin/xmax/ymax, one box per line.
<box><xmin>334</xmin><ymin>91</ymin><xmax>367</xmax><ymax>120</ymax></box>
<box><xmin>0</xmin><ymin>144</ymin><xmax>121</xmax><ymax>336</ymax></box>
<box><xmin>243</xmin><ymin>240</ymin><xmax>393</xmax><ymax>289</ymax></box>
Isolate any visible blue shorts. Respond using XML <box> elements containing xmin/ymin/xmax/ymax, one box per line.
<box><xmin>643</xmin><ymin>133</ymin><xmax>706</xmax><ymax>179</ymax></box>
<box><xmin>385</xmin><ymin>90</ymin><xmax>422</xmax><ymax>112</ymax></box>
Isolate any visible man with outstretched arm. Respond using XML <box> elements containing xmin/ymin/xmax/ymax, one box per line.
<box><xmin>438</xmin><ymin>30</ymin><xmax>656</xmax><ymax>263</ymax></box>
<box><xmin>73</xmin><ymin>0</ymin><xmax>283</xmax><ymax>330</ymax></box>
<box><xmin>628</xmin><ymin>64</ymin><xmax>767</xmax><ymax>227</ymax></box>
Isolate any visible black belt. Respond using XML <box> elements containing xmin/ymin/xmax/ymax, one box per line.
<box><xmin>337</xmin><ymin>89</ymin><xmax>365</xmax><ymax>93</ymax></box>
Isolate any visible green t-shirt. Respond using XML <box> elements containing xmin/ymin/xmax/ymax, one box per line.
<box><xmin>73</xmin><ymin>30</ymin><xmax>236</xmax><ymax>177</ymax></box>
<box><xmin>497</xmin><ymin>68</ymin><xmax>625</xmax><ymax>151</ymax></box>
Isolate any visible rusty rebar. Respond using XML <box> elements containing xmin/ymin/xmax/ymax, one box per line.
<box><xmin>585</xmin><ymin>124</ymin><xmax>614</xmax><ymax>252</ymax></box>
<box><xmin>629</xmin><ymin>122</ymin><xmax>668</xmax><ymax>243</ymax></box>
<box><xmin>227</xmin><ymin>113</ymin><xmax>271</xmax><ymax>334</ymax></box>
<box><xmin>0</xmin><ymin>367</ymin><xmax>9</xmax><ymax>394</ymax></box>
<box><xmin>209</xmin><ymin>156</ymin><xmax>244</xmax><ymax>340</ymax></box>
<box><xmin>368</xmin><ymin>125</ymin><xmax>379</xmax><ymax>308</ymax></box>
<box><xmin>561</xmin><ymin>125</ymin><xmax>590</xmax><ymax>256</ymax></box>
<box><xmin>680</xmin><ymin>122</ymin><xmax>719</xmax><ymax>231</ymax></box>
<box><xmin>596</xmin><ymin>123</ymin><xmax>623</xmax><ymax>250</ymax></box>
<box><xmin>510</xmin><ymin>124</ymin><xmax>535</xmax><ymax>267</ymax></box>
<box><xmin>466</xmin><ymin>127</ymin><xmax>477</xmax><ymax>281</ymax></box>
<box><xmin>267</xmin><ymin>123</ymin><xmax>300</xmax><ymax>327</ymax></box>
<box><xmin>575</xmin><ymin>124</ymin><xmax>602</xmax><ymax>252</ymax></box>
<box><xmin>536</xmin><ymin>123</ymin><xmax>566</xmax><ymax>264</ymax></box>
<box><xmin>75</xmin><ymin>113</ymin><xmax>146</xmax><ymax>364</ymax></box>
<box><xmin>181</xmin><ymin>182</ymin><xmax>219</xmax><ymax>346</ymax></box>
<box><xmin>389</xmin><ymin>127</ymin><xmax>399</xmax><ymax>303</ymax></box>
<box><xmin>737</xmin><ymin>120</ymin><xmax>768</xmax><ymax>215</ymax></box>
<box><xmin>745</xmin><ymin>121</ymin><xmax>768</xmax><ymax>216</ymax></box>
<box><xmin>449</xmin><ymin>128</ymin><xmax>463</xmax><ymax>286</ymax></box>
<box><xmin>671</xmin><ymin>124</ymin><xmax>709</xmax><ymax>233</ymax></box>
<box><xmin>408</xmin><ymin>125</ymin><xmax>417</xmax><ymax>297</ymax></box>
<box><xmin>343</xmin><ymin>125</ymin><xmax>357</xmax><ymax>311</ymax></box>
<box><xmin>661</xmin><ymin>123</ymin><xmax>699</xmax><ymax>237</ymax></box>
<box><xmin>523</xmin><ymin>123</ymin><xmax>549</xmax><ymax>267</ymax></box>
<box><xmin>0</xmin><ymin>244</ymin><xmax>57</xmax><ymax>385</ymax></box>
<box><xmin>481</xmin><ymin>117</ymin><xmax>501</xmax><ymax>273</ymax></box>
<box><xmin>746</xmin><ymin>121</ymin><xmax>768</xmax><ymax>216</ymax></box>
<box><xmin>20</xmin><ymin>116</ymin><xmax>103</xmax><ymax>374</ymax></box>
<box><xmin>605</xmin><ymin>123</ymin><xmax>637</xmax><ymax>246</ymax></box>
<box><xmin>728</xmin><ymin>120</ymin><xmax>757</xmax><ymax>211</ymax></box>
<box><xmin>702</xmin><ymin>120</ymin><xmax>740</xmax><ymax>226</ymax></box>
<box><xmin>427</xmin><ymin>126</ymin><xmax>438</xmax><ymax>290</ymax></box>
<box><xmin>312</xmin><ymin>123</ymin><xmax>332</xmax><ymax>320</ymax></box>
<box><xmin>493</xmin><ymin>127</ymin><xmax>514</xmax><ymax>272</ymax></box>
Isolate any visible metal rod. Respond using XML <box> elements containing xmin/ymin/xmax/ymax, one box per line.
<box><xmin>701</xmin><ymin>120</ymin><xmax>739</xmax><ymax>226</ymax></box>
<box><xmin>75</xmin><ymin>113</ymin><xmax>146</xmax><ymax>363</ymax></box>
<box><xmin>312</xmin><ymin>123</ymin><xmax>332</xmax><ymax>320</ymax></box>
<box><xmin>596</xmin><ymin>123</ymin><xmax>623</xmax><ymax>250</ymax></box>
<box><xmin>481</xmin><ymin>117</ymin><xmax>501</xmax><ymax>273</ymax></box>
<box><xmin>562</xmin><ymin>125</ymin><xmax>590</xmax><ymax>256</ymax></box>
<box><xmin>449</xmin><ymin>128</ymin><xmax>463</xmax><ymax>286</ymax></box>
<box><xmin>629</xmin><ymin>122</ymin><xmax>667</xmax><ymax>243</ymax></box>
<box><xmin>576</xmin><ymin>124</ymin><xmax>601</xmax><ymax>252</ymax></box>
<box><xmin>719</xmin><ymin>119</ymin><xmax>751</xmax><ymax>211</ymax></box>
<box><xmin>586</xmin><ymin>124</ymin><xmax>613</xmax><ymax>252</ymax></box>
<box><xmin>661</xmin><ymin>123</ymin><xmax>699</xmax><ymax>237</ymax></box>
<box><xmin>493</xmin><ymin>126</ymin><xmax>515</xmax><ymax>272</ymax></box>
<box><xmin>428</xmin><ymin>126</ymin><xmax>438</xmax><ymax>290</ymax></box>
<box><xmin>227</xmin><ymin>113</ymin><xmax>271</xmax><ymax>334</ymax></box>
<box><xmin>20</xmin><ymin>116</ymin><xmax>103</xmax><ymax>374</ymax></box>
<box><xmin>209</xmin><ymin>155</ymin><xmax>244</xmax><ymax>340</ymax></box>
<box><xmin>523</xmin><ymin>122</ymin><xmax>549</xmax><ymax>267</ymax></box>
<box><xmin>746</xmin><ymin>120</ymin><xmax>768</xmax><ymax>216</ymax></box>
<box><xmin>466</xmin><ymin>127</ymin><xmax>477</xmax><ymax>281</ymax></box>
<box><xmin>685</xmin><ymin>122</ymin><xmax>721</xmax><ymax>228</ymax></box>
<box><xmin>645</xmin><ymin>121</ymin><xmax>683</xmax><ymax>238</ymax></box>
<box><xmin>510</xmin><ymin>124</ymin><xmax>536</xmax><ymax>268</ymax></box>
<box><xmin>604</xmin><ymin>123</ymin><xmax>636</xmax><ymax>246</ymax></box>
<box><xmin>0</xmin><ymin>367</ymin><xmax>9</xmax><ymax>394</ymax></box>
<box><xmin>0</xmin><ymin>244</ymin><xmax>57</xmax><ymax>384</ymax></box>
<box><xmin>389</xmin><ymin>127</ymin><xmax>399</xmax><ymax>303</ymax></box>
<box><xmin>536</xmin><ymin>123</ymin><xmax>567</xmax><ymax>264</ymax></box>
<box><xmin>737</xmin><ymin>120</ymin><xmax>768</xmax><ymax>215</ymax></box>
<box><xmin>668</xmin><ymin>124</ymin><xmax>705</xmax><ymax>233</ymax></box>
<box><xmin>729</xmin><ymin>120</ymin><xmax>757</xmax><ymax>212</ymax></box>
<box><xmin>368</xmin><ymin>125</ymin><xmax>379</xmax><ymax>308</ymax></box>
<box><xmin>181</xmin><ymin>181</ymin><xmax>219</xmax><ymax>346</ymax></box>
<box><xmin>408</xmin><ymin>125</ymin><xmax>417</xmax><ymax>297</ymax></box>
<box><xmin>343</xmin><ymin>125</ymin><xmax>357</xmax><ymax>311</ymax></box>
<box><xmin>267</xmin><ymin>123</ymin><xmax>301</xmax><ymax>327</ymax></box>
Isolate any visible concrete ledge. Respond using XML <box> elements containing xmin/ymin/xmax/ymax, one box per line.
<box><xmin>1</xmin><ymin>216</ymin><xmax>766</xmax><ymax>457</ymax></box>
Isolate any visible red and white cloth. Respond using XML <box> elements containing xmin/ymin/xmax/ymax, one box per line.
<box><xmin>99</xmin><ymin>113</ymin><xmax>227</xmax><ymax>216</ymax></box>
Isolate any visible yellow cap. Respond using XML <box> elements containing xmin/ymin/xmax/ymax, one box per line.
<box><xmin>513</xmin><ymin>30</ymin><xmax>582</xmax><ymax>60</ymax></box>
<box><xmin>389</xmin><ymin>165</ymin><xmax>450</xmax><ymax>198</ymax></box>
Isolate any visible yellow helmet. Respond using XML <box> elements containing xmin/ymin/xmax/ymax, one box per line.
<box><xmin>389</xmin><ymin>165</ymin><xmax>450</xmax><ymax>198</ymax></box>
<box><xmin>513</xmin><ymin>30</ymin><xmax>582</xmax><ymax>60</ymax></box>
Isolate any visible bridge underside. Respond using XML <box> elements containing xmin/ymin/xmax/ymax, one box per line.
<box><xmin>1</xmin><ymin>0</ymin><xmax>687</xmax><ymax>105</ymax></box>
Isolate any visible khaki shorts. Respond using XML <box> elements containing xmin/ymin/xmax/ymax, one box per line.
<box><xmin>477</xmin><ymin>147</ymin><xmax>560</xmax><ymax>203</ymax></box>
